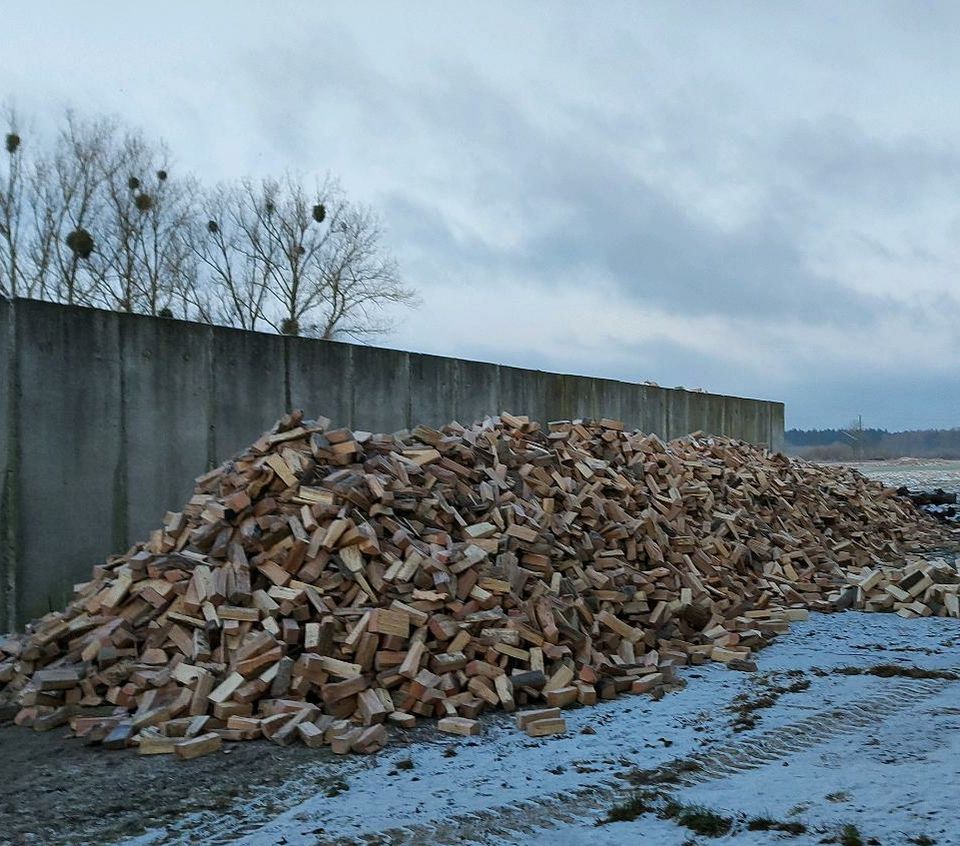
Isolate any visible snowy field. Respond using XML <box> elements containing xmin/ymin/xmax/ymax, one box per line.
<box><xmin>846</xmin><ymin>459</ymin><xmax>960</xmax><ymax>497</ymax></box>
<box><xmin>121</xmin><ymin>612</ymin><xmax>960</xmax><ymax>846</ymax></box>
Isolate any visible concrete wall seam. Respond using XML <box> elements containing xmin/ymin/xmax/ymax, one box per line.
<box><xmin>1</xmin><ymin>298</ymin><xmax>19</xmax><ymax>632</ymax></box>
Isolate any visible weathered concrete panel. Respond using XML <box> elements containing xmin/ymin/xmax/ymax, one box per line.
<box><xmin>452</xmin><ymin>359</ymin><xmax>500</xmax><ymax>425</ymax></box>
<box><xmin>686</xmin><ymin>392</ymin><xmax>713</xmax><ymax>436</ymax></box>
<box><xmin>210</xmin><ymin>325</ymin><xmax>287</xmax><ymax>461</ymax></box>
<box><xmin>287</xmin><ymin>336</ymin><xmax>353</xmax><ymax>428</ymax></box>
<box><xmin>770</xmin><ymin>403</ymin><xmax>785</xmax><ymax>452</ymax></box>
<box><xmin>724</xmin><ymin>395</ymin><xmax>745</xmax><ymax>442</ymax></box>
<box><xmin>703</xmin><ymin>393</ymin><xmax>726</xmax><ymax>440</ymax></box>
<box><xmin>637</xmin><ymin>385</ymin><xmax>669</xmax><ymax>438</ymax></box>
<box><xmin>15</xmin><ymin>300</ymin><xmax>123</xmax><ymax>621</ymax></box>
<box><xmin>0</xmin><ymin>299</ymin><xmax>13</xmax><ymax>632</ymax></box>
<box><xmin>665</xmin><ymin>390</ymin><xmax>689</xmax><ymax>440</ymax></box>
<box><xmin>350</xmin><ymin>346</ymin><xmax>410</xmax><ymax>433</ymax></box>
<box><xmin>409</xmin><ymin>352</ymin><xmax>458</xmax><ymax>430</ymax></box>
<box><xmin>616</xmin><ymin>384</ymin><xmax>645</xmax><ymax>435</ymax></box>
<box><xmin>755</xmin><ymin>401</ymin><xmax>772</xmax><ymax>449</ymax></box>
<box><xmin>499</xmin><ymin>365</ymin><xmax>550</xmax><ymax>423</ymax></box>
<box><xmin>121</xmin><ymin>315</ymin><xmax>212</xmax><ymax>543</ymax></box>
<box><xmin>596</xmin><ymin>379</ymin><xmax>627</xmax><ymax>424</ymax></box>
<box><xmin>742</xmin><ymin>400</ymin><xmax>762</xmax><ymax>445</ymax></box>
<box><xmin>550</xmin><ymin>373</ymin><xmax>597</xmax><ymax>421</ymax></box>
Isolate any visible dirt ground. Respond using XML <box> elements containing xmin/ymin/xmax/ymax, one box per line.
<box><xmin>0</xmin><ymin>723</ymin><xmax>336</xmax><ymax>845</ymax></box>
<box><xmin>0</xmin><ymin>703</ymin><xmax>471</xmax><ymax>846</ymax></box>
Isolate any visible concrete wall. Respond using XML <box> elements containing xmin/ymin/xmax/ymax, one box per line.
<box><xmin>0</xmin><ymin>298</ymin><xmax>785</xmax><ymax>630</ymax></box>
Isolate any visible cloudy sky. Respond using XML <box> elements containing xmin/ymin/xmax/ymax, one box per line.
<box><xmin>4</xmin><ymin>2</ymin><xmax>960</xmax><ymax>430</ymax></box>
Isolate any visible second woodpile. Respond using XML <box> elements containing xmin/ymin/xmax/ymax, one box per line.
<box><xmin>1</xmin><ymin>412</ymin><xmax>956</xmax><ymax>758</ymax></box>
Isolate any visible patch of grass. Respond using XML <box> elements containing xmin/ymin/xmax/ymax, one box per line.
<box><xmin>675</xmin><ymin>760</ymin><xmax>703</xmax><ymax>775</ymax></box>
<box><xmin>627</xmin><ymin>758</ymin><xmax>702</xmax><ymax>786</ymax></box>
<box><xmin>660</xmin><ymin>801</ymin><xmax>732</xmax><ymax>837</ymax></box>
<box><xmin>730</xmin><ymin>672</ymin><xmax>812</xmax><ymax>731</ymax></box>
<box><xmin>909</xmin><ymin>836</ymin><xmax>936</xmax><ymax>845</ymax></box>
<box><xmin>600</xmin><ymin>790</ymin><xmax>731</xmax><ymax>837</ymax></box>
<box><xmin>395</xmin><ymin>757</ymin><xmax>414</xmax><ymax>771</ymax></box>
<box><xmin>747</xmin><ymin>816</ymin><xmax>806</xmax><ymax>835</ymax></box>
<box><xmin>677</xmin><ymin>806</ymin><xmax>733</xmax><ymax>837</ymax></box>
<box><xmin>834</xmin><ymin>665</ymin><xmax>957</xmax><ymax>681</ymax></box>
<box><xmin>780</xmin><ymin>822</ymin><xmax>807</xmax><ymax>835</ymax></box>
<box><xmin>598</xmin><ymin>792</ymin><xmax>657</xmax><ymax>824</ymax></box>
<box><xmin>324</xmin><ymin>777</ymin><xmax>349</xmax><ymax>798</ymax></box>
<box><xmin>839</xmin><ymin>823</ymin><xmax>864</xmax><ymax>846</ymax></box>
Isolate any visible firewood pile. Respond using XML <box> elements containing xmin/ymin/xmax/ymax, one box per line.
<box><xmin>1</xmin><ymin>412</ymin><xmax>956</xmax><ymax>758</ymax></box>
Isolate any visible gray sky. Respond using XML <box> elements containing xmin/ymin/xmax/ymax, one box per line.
<box><xmin>4</xmin><ymin>2</ymin><xmax>960</xmax><ymax>430</ymax></box>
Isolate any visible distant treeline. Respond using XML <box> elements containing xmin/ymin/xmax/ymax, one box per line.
<box><xmin>785</xmin><ymin>428</ymin><xmax>960</xmax><ymax>460</ymax></box>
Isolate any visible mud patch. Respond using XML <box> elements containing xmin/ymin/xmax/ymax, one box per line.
<box><xmin>0</xmin><ymin>723</ymin><xmax>366</xmax><ymax>845</ymax></box>
<box><xmin>816</xmin><ymin>664</ymin><xmax>958</xmax><ymax>681</ymax></box>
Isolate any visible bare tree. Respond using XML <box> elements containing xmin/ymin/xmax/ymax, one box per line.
<box><xmin>0</xmin><ymin>105</ymin><xmax>26</xmax><ymax>298</ymax></box>
<box><xmin>14</xmin><ymin>112</ymin><xmax>200</xmax><ymax>315</ymax></box>
<box><xmin>3</xmin><ymin>107</ymin><xmax>418</xmax><ymax>337</ymax></box>
<box><xmin>28</xmin><ymin>112</ymin><xmax>112</xmax><ymax>306</ymax></box>
<box><xmin>189</xmin><ymin>183</ymin><xmax>272</xmax><ymax>331</ymax></box>
<box><xmin>313</xmin><ymin>202</ymin><xmax>413</xmax><ymax>340</ymax></box>
<box><xmin>216</xmin><ymin>174</ymin><xmax>416</xmax><ymax>338</ymax></box>
<box><xmin>89</xmin><ymin>123</ymin><xmax>197</xmax><ymax>315</ymax></box>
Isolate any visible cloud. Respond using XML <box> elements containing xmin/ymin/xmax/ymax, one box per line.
<box><xmin>3</xmin><ymin>3</ymin><xmax>960</xmax><ymax>431</ymax></box>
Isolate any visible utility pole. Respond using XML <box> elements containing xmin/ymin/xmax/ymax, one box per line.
<box><xmin>841</xmin><ymin>415</ymin><xmax>863</xmax><ymax>461</ymax></box>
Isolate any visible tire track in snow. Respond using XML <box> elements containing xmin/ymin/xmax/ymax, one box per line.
<box><xmin>327</xmin><ymin>676</ymin><xmax>955</xmax><ymax>846</ymax></box>
<box><xmin>146</xmin><ymin>674</ymin><xmax>955</xmax><ymax>846</ymax></box>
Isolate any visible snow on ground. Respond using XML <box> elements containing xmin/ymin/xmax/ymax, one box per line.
<box><xmin>847</xmin><ymin>460</ymin><xmax>960</xmax><ymax>496</ymax></box>
<box><xmin>117</xmin><ymin>464</ymin><xmax>960</xmax><ymax>845</ymax></box>
<box><xmin>123</xmin><ymin>612</ymin><xmax>960</xmax><ymax>845</ymax></box>
<box><xmin>531</xmin><ymin>630</ymin><xmax>960</xmax><ymax>845</ymax></box>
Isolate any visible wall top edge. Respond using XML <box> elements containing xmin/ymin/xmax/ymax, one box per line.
<box><xmin>4</xmin><ymin>297</ymin><xmax>784</xmax><ymax>409</ymax></box>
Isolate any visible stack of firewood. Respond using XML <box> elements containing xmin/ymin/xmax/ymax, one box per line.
<box><xmin>0</xmin><ymin>412</ymin><xmax>955</xmax><ymax>758</ymax></box>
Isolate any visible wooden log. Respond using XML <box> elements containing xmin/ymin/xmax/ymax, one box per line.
<box><xmin>516</xmin><ymin>708</ymin><xmax>562</xmax><ymax>730</ymax></box>
<box><xmin>437</xmin><ymin>717</ymin><xmax>481</xmax><ymax>737</ymax></box>
<box><xmin>524</xmin><ymin>717</ymin><xmax>566</xmax><ymax>737</ymax></box>
<box><xmin>174</xmin><ymin>732</ymin><xmax>222</xmax><ymax>760</ymax></box>
<box><xmin>545</xmin><ymin>686</ymin><xmax>578</xmax><ymax>708</ymax></box>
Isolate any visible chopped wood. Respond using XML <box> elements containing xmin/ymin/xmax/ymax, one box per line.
<box><xmin>353</xmin><ymin>724</ymin><xmax>388</xmax><ymax>754</ymax></box>
<box><xmin>437</xmin><ymin>717</ymin><xmax>481</xmax><ymax>737</ymax></box>
<box><xmin>138</xmin><ymin>730</ymin><xmax>179</xmax><ymax>755</ymax></box>
<box><xmin>545</xmin><ymin>686</ymin><xmax>579</xmax><ymax>708</ymax></box>
<box><xmin>1</xmin><ymin>410</ymin><xmax>955</xmax><ymax>758</ymax></box>
<box><xmin>174</xmin><ymin>732</ymin><xmax>222</xmax><ymax>760</ymax></box>
<box><xmin>296</xmin><ymin>721</ymin><xmax>325</xmax><ymax>748</ymax></box>
<box><xmin>515</xmin><ymin>707</ymin><xmax>562</xmax><ymax>730</ymax></box>
<box><xmin>631</xmin><ymin>673</ymin><xmax>664</xmax><ymax>695</ymax></box>
<box><xmin>524</xmin><ymin>717</ymin><xmax>566</xmax><ymax>737</ymax></box>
